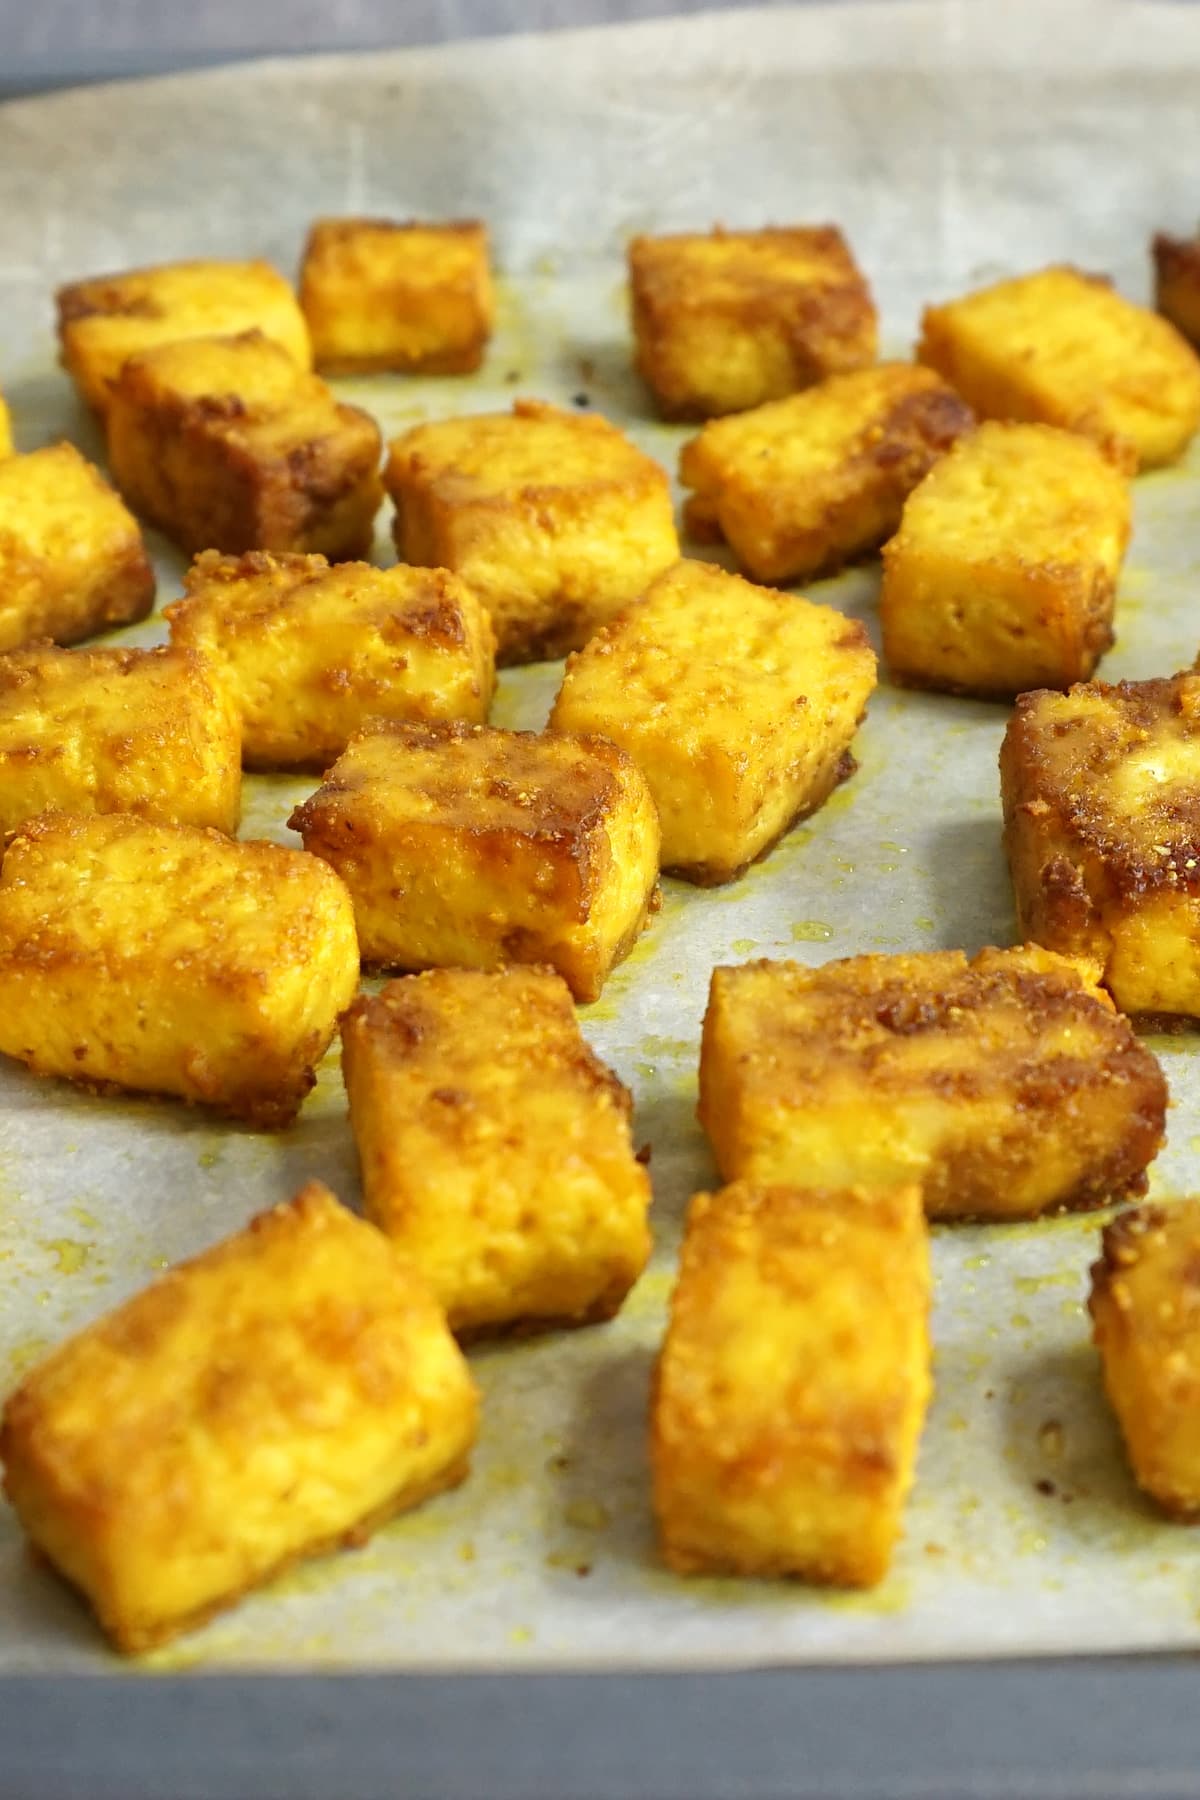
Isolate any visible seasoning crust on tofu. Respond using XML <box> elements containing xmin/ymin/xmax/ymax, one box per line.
<box><xmin>0</xmin><ymin>1181</ymin><xmax>478</xmax><ymax>1652</ymax></box>
<box><xmin>699</xmin><ymin>947</ymin><xmax>1167</xmax><ymax>1221</ymax></box>
<box><xmin>550</xmin><ymin>558</ymin><xmax>876</xmax><ymax>884</ymax></box>
<box><xmin>290</xmin><ymin>719</ymin><xmax>660</xmax><ymax>1003</ymax></box>
<box><xmin>652</xmin><ymin>1181</ymin><xmax>930</xmax><ymax>1586</ymax></box>
<box><xmin>167</xmin><ymin>550</ymin><xmax>495</xmax><ymax>769</ymax></box>
<box><xmin>342</xmin><ymin>967</ymin><xmax>652</xmax><ymax>1336</ymax></box>
<box><xmin>1153</xmin><ymin>233</ymin><xmax>1200</xmax><ymax>349</ymax></box>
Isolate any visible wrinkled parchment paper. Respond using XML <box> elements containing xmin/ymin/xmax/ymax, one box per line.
<box><xmin>2</xmin><ymin>0</ymin><xmax>1200</xmax><ymax>1670</ymax></box>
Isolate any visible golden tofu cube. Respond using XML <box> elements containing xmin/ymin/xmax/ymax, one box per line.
<box><xmin>1001</xmin><ymin>674</ymin><xmax>1200</xmax><ymax>1022</ymax></box>
<box><xmin>0</xmin><ymin>811</ymin><xmax>359</xmax><ymax>1126</ymax></box>
<box><xmin>56</xmin><ymin>257</ymin><xmax>311</xmax><ymax>415</ymax></box>
<box><xmin>384</xmin><ymin>399</ymin><xmax>679</xmax><ymax>665</ymax></box>
<box><xmin>652</xmin><ymin>1181</ymin><xmax>930</xmax><ymax>1585</ymax></box>
<box><xmin>1153</xmin><ymin>233</ymin><xmax>1200</xmax><ymax>349</ymax></box>
<box><xmin>166</xmin><ymin>550</ymin><xmax>495</xmax><ymax>770</ymax></box>
<box><xmin>918</xmin><ymin>265</ymin><xmax>1200</xmax><ymax>471</ymax></box>
<box><xmin>880</xmin><ymin>422</ymin><xmax>1131</xmax><ymax>699</ymax></box>
<box><xmin>1090</xmin><ymin>1200</ymin><xmax>1200</xmax><ymax>1517</ymax></box>
<box><xmin>300</xmin><ymin>218</ymin><xmax>493</xmax><ymax>375</ymax></box>
<box><xmin>0</xmin><ymin>443</ymin><xmax>155</xmax><ymax>654</ymax></box>
<box><xmin>0</xmin><ymin>1180</ymin><xmax>478</xmax><ymax>1652</ymax></box>
<box><xmin>549</xmin><ymin>558</ymin><xmax>876</xmax><ymax>884</ymax></box>
<box><xmin>0</xmin><ymin>644</ymin><xmax>240</xmax><ymax>843</ymax></box>
<box><xmin>106</xmin><ymin>330</ymin><xmax>383</xmax><ymax>560</ymax></box>
<box><xmin>289</xmin><ymin>719</ymin><xmax>660</xmax><ymax>1003</ymax></box>
<box><xmin>699</xmin><ymin>947</ymin><xmax>1166</xmax><ymax>1220</ymax></box>
<box><xmin>342</xmin><ymin>966</ymin><xmax>652</xmax><ymax>1335</ymax></box>
<box><xmin>0</xmin><ymin>390</ymin><xmax>12</xmax><ymax>458</ymax></box>
<box><xmin>629</xmin><ymin>225</ymin><xmax>878</xmax><ymax>421</ymax></box>
<box><xmin>679</xmin><ymin>364</ymin><xmax>972</xmax><ymax>585</ymax></box>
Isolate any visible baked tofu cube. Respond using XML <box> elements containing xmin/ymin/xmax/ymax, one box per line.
<box><xmin>880</xmin><ymin>422</ymin><xmax>1131</xmax><ymax>699</ymax></box>
<box><xmin>105</xmin><ymin>330</ymin><xmax>383</xmax><ymax>560</ymax></box>
<box><xmin>384</xmin><ymin>400</ymin><xmax>679</xmax><ymax>665</ymax></box>
<box><xmin>0</xmin><ymin>1180</ymin><xmax>478</xmax><ymax>1653</ymax></box>
<box><xmin>917</xmin><ymin>265</ymin><xmax>1200</xmax><ymax>471</ymax></box>
<box><xmin>652</xmin><ymin>1181</ymin><xmax>930</xmax><ymax>1585</ymax></box>
<box><xmin>56</xmin><ymin>257</ymin><xmax>311</xmax><ymax>415</ymax></box>
<box><xmin>679</xmin><ymin>364</ymin><xmax>973</xmax><ymax>585</ymax></box>
<box><xmin>0</xmin><ymin>390</ymin><xmax>12</xmax><ymax>458</ymax></box>
<box><xmin>1090</xmin><ymin>1200</ymin><xmax>1200</xmax><ymax>1517</ymax></box>
<box><xmin>300</xmin><ymin>218</ymin><xmax>493</xmax><ymax>375</ymax></box>
<box><xmin>549</xmin><ymin>558</ymin><xmax>876</xmax><ymax>884</ymax></box>
<box><xmin>0</xmin><ymin>811</ymin><xmax>359</xmax><ymax>1126</ymax></box>
<box><xmin>629</xmin><ymin>226</ymin><xmax>878</xmax><ymax>420</ymax></box>
<box><xmin>1001</xmin><ymin>674</ymin><xmax>1200</xmax><ymax>1022</ymax></box>
<box><xmin>0</xmin><ymin>644</ymin><xmax>240</xmax><ymax>843</ymax></box>
<box><xmin>1153</xmin><ymin>233</ymin><xmax>1200</xmax><ymax>350</ymax></box>
<box><xmin>289</xmin><ymin>719</ymin><xmax>659</xmax><ymax>1003</ymax></box>
<box><xmin>166</xmin><ymin>549</ymin><xmax>495</xmax><ymax>770</ymax></box>
<box><xmin>342</xmin><ymin>967</ymin><xmax>652</xmax><ymax>1335</ymax></box>
<box><xmin>698</xmin><ymin>947</ymin><xmax>1166</xmax><ymax>1221</ymax></box>
<box><xmin>0</xmin><ymin>443</ymin><xmax>154</xmax><ymax>653</ymax></box>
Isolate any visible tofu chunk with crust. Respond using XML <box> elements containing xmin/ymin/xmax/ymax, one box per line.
<box><xmin>342</xmin><ymin>967</ymin><xmax>652</xmax><ymax>1335</ymax></box>
<box><xmin>166</xmin><ymin>550</ymin><xmax>495</xmax><ymax>770</ymax></box>
<box><xmin>917</xmin><ymin>265</ymin><xmax>1200</xmax><ymax>470</ymax></box>
<box><xmin>300</xmin><ymin>218</ymin><xmax>493</xmax><ymax>374</ymax></box>
<box><xmin>629</xmin><ymin>225</ymin><xmax>878</xmax><ymax>420</ymax></box>
<box><xmin>0</xmin><ymin>443</ymin><xmax>155</xmax><ymax>653</ymax></box>
<box><xmin>652</xmin><ymin>1181</ymin><xmax>930</xmax><ymax>1586</ymax></box>
<box><xmin>290</xmin><ymin>719</ymin><xmax>659</xmax><ymax>1003</ymax></box>
<box><xmin>679</xmin><ymin>364</ymin><xmax>973</xmax><ymax>585</ymax></box>
<box><xmin>0</xmin><ymin>811</ymin><xmax>359</xmax><ymax>1126</ymax></box>
<box><xmin>881</xmin><ymin>422</ymin><xmax>1130</xmax><ymax>698</ymax></box>
<box><xmin>0</xmin><ymin>643</ymin><xmax>240</xmax><ymax>843</ymax></box>
<box><xmin>549</xmin><ymin>558</ymin><xmax>876</xmax><ymax>884</ymax></box>
<box><xmin>56</xmin><ymin>257</ymin><xmax>311</xmax><ymax>416</ymax></box>
<box><xmin>105</xmin><ymin>330</ymin><xmax>383</xmax><ymax>560</ymax></box>
<box><xmin>1153</xmin><ymin>233</ymin><xmax>1200</xmax><ymax>349</ymax></box>
<box><xmin>384</xmin><ymin>400</ymin><xmax>679</xmax><ymax>665</ymax></box>
<box><xmin>0</xmin><ymin>1180</ymin><xmax>478</xmax><ymax>1653</ymax></box>
<box><xmin>699</xmin><ymin>948</ymin><xmax>1166</xmax><ymax>1221</ymax></box>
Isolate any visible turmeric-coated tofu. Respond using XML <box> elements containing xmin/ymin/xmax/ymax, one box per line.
<box><xmin>1153</xmin><ymin>233</ymin><xmax>1200</xmax><ymax>349</ymax></box>
<box><xmin>1090</xmin><ymin>1200</ymin><xmax>1200</xmax><ymax>1517</ymax></box>
<box><xmin>679</xmin><ymin>364</ymin><xmax>972</xmax><ymax>584</ymax></box>
<box><xmin>166</xmin><ymin>549</ymin><xmax>495</xmax><ymax>769</ymax></box>
<box><xmin>0</xmin><ymin>644</ymin><xmax>240</xmax><ymax>843</ymax></box>
<box><xmin>917</xmin><ymin>265</ymin><xmax>1200</xmax><ymax>470</ymax></box>
<box><xmin>629</xmin><ymin>225</ymin><xmax>878</xmax><ymax>420</ymax></box>
<box><xmin>652</xmin><ymin>1181</ymin><xmax>930</xmax><ymax>1585</ymax></box>
<box><xmin>342</xmin><ymin>967</ymin><xmax>652</xmax><ymax>1335</ymax></box>
<box><xmin>699</xmin><ymin>948</ymin><xmax>1166</xmax><ymax>1220</ymax></box>
<box><xmin>0</xmin><ymin>390</ymin><xmax>12</xmax><ymax>458</ymax></box>
<box><xmin>290</xmin><ymin>719</ymin><xmax>659</xmax><ymax>1002</ymax></box>
<box><xmin>549</xmin><ymin>559</ymin><xmax>876</xmax><ymax>884</ymax></box>
<box><xmin>0</xmin><ymin>811</ymin><xmax>359</xmax><ymax>1126</ymax></box>
<box><xmin>1001</xmin><ymin>674</ymin><xmax>1200</xmax><ymax>1022</ymax></box>
<box><xmin>105</xmin><ymin>330</ymin><xmax>383</xmax><ymax>559</ymax></box>
<box><xmin>0</xmin><ymin>443</ymin><xmax>155</xmax><ymax>653</ymax></box>
<box><xmin>881</xmin><ymin>422</ymin><xmax>1131</xmax><ymax>698</ymax></box>
<box><xmin>0</xmin><ymin>1180</ymin><xmax>478</xmax><ymax>1652</ymax></box>
<box><xmin>56</xmin><ymin>257</ymin><xmax>311</xmax><ymax>416</ymax></box>
<box><xmin>300</xmin><ymin>218</ymin><xmax>493</xmax><ymax>375</ymax></box>
<box><xmin>384</xmin><ymin>400</ymin><xmax>679</xmax><ymax>665</ymax></box>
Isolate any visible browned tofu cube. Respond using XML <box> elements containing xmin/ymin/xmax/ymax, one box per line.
<box><xmin>289</xmin><ymin>719</ymin><xmax>660</xmax><ymax>1003</ymax></box>
<box><xmin>698</xmin><ymin>947</ymin><xmax>1166</xmax><ymax>1220</ymax></box>
<box><xmin>1</xmin><ymin>1180</ymin><xmax>478</xmax><ymax>1652</ymax></box>
<box><xmin>1153</xmin><ymin>233</ymin><xmax>1200</xmax><ymax>349</ymax></box>
<box><xmin>166</xmin><ymin>550</ymin><xmax>495</xmax><ymax>769</ymax></box>
<box><xmin>629</xmin><ymin>225</ymin><xmax>878</xmax><ymax>420</ymax></box>
<box><xmin>652</xmin><ymin>1181</ymin><xmax>930</xmax><ymax>1585</ymax></box>
<box><xmin>679</xmin><ymin>364</ymin><xmax>973</xmax><ymax>585</ymax></box>
<box><xmin>105</xmin><ymin>330</ymin><xmax>383</xmax><ymax>559</ymax></box>
<box><xmin>300</xmin><ymin>218</ymin><xmax>493</xmax><ymax>375</ymax></box>
<box><xmin>383</xmin><ymin>400</ymin><xmax>679</xmax><ymax>665</ymax></box>
<box><xmin>342</xmin><ymin>967</ymin><xmax>652</xmax><ymax>1335</ymax></box>
<box><xmin>0</xmin><ymin>443</ymin><xmax>154</xmax><ymax>653</ymax></box>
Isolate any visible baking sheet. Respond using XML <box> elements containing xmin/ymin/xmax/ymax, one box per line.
<box><xmin>2</xmin><ymin>0</ymin><xmax>1200</xmax><ymax>1672</ymax></box>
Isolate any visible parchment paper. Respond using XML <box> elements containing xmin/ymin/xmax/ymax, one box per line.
<box><xmin>2</xmin><ymin>0</ymin><xmax>1200</xmax><ymax>1671</ymax></box>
